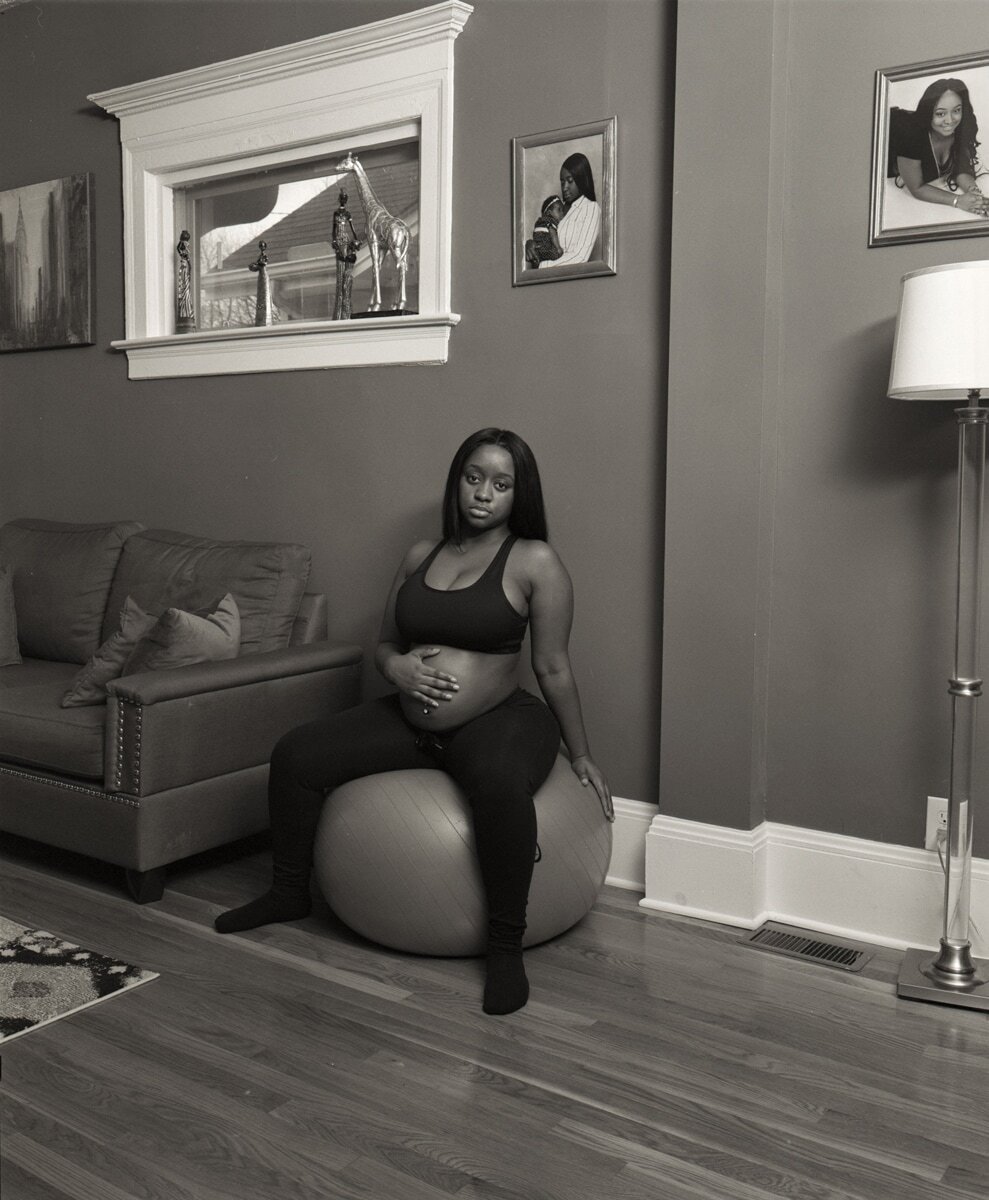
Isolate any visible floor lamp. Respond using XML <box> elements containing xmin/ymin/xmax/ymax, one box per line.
<box><xmin>889</xmin><ymin>260</ymin><xmax>989</xmax><ymax>1011</ymax></box>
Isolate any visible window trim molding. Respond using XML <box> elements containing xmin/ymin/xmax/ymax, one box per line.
<box><xmin>88</xmin><ymin>1</ymin><xmax>472</xmax><ymax>378</ymax></box>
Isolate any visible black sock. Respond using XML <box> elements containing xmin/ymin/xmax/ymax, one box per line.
<box><xmin>214</xmin><ymin>890</ymin><xmax>311</xmax><ymax>934</ymax></box>
<box><xmin>483</xmin><ymin>950</ymin><xmax>529</xmax><ymax>1015</ymax></box>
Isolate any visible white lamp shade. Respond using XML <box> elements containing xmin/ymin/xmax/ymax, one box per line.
<box><xmin>888</xmin><ymin>260</ymin><xmax>989</xmax><ymax>400</ymax></box>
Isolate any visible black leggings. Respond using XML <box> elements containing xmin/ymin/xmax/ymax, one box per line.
<box><xmin>267</xmin><ymin>689</ymin><xmax>561</xmax><ymax>946</ymax></box>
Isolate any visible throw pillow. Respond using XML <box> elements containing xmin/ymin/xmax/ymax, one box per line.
<box><xmin>125</xmin><ymin>593</ymin><xmax>241</xmax><ymax>675</ymax></box>
<box><xmin>0</xmin><ymin>565</ymin><xmax>21</xmax><ymax>667</ymax></box>
<box><xmin>61</xmin><ymin>595</ymin><xmax>158</xmax><ymax>707</ymax></box>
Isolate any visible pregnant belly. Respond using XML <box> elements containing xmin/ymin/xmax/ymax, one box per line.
<box><xmin>400</xmin><ymin>645</ymin><xmax>521</xmax><ymax>731</ymax></box>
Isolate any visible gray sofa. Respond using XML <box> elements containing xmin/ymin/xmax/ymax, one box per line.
<box><xmin>0</xmin><ymin>519</ymin><xmax>362</xmax><ymax>901</ymax></box>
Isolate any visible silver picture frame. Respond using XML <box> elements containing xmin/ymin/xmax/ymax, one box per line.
<box><xmin>871</xmin><ymin>51</ymin><xmax>989</xmax><ymax>247</ymax></box>
<box><xmin>512</xmin><ymin>117</ymin><xmax>616</xmax><ymax>285</ymax></box>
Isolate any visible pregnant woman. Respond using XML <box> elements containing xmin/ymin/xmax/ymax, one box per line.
<box><xmin>215</xmin><ymin>427</ymin><xmax>612</xmax><ymax>1016</ymax></box>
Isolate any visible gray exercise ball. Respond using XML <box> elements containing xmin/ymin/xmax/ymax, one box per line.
<box><xmin>313</xmin><ymin>755</ymin><xmax>612</xmax><ymax>956</ymax></box>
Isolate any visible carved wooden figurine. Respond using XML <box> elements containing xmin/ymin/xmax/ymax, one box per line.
<box><xmin>176</xmin><ymin>230</ymin><xmax>196</xmax><ymax>333</ymax></box>
<box><xmin>249</xmin><ymin>241</ymin><xmax>274</xmax><ymax>326</ymax></box>
<box><xmin>331</xmin><ymin>190</ymin><xmax>362</xmax><ymax>320</ymax></box>
<box><xmin>336</xmin><ymin>151</ymin><xmax>410</xmax><ymax>312</ymax></box>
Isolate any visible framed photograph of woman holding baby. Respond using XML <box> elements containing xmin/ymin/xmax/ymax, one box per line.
<box><xmin>512</xmin><ymin>117</ymin><xmax>616</xmax><ymax>286</ymax></box>
<box><xmin>870</xmin><ymin>51</ymin><xmax>989</xmax><ymax>246</ymax></box>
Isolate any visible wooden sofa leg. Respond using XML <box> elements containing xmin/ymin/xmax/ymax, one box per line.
<box><xmin>124</xmin><ymin>866</ymin><xmax>166</xmax><ymax>904</ymax></box>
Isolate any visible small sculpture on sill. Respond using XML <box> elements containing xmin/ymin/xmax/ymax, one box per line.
<box><xmin>336</xmin><ymin>151</ymin><xmax>411</xmax><ymax>314</ymax></box>
<box><xmin>249</xmin><ymin>241</ymin><xmax>275</xmax><ymax>327</ymax></box>
<box><xmin>331</xmin><ymin>189</ymin><xmax>362</xmax><ymax>320</ymax></box>
<box><xmin>175</xmin><ymin>230</ymin><xmax>196</xmax><ymax>333</ymax></box>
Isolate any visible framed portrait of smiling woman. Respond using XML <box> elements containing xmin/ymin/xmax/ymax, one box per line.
<box><xmin>512</xmin><ymin>117</ymin><xmax>616</xmax><ymax>285</ymax></box>
<box><xmin>871</xmin><ymin>51</ymin><xmax>989</xmax><ymax>246</ymax></box>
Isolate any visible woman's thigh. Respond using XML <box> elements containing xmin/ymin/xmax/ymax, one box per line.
<box><xmin>273</xmin><ymin>694</ymin><xmax>433</xmax><ymax>793</ymax></box>
<box><xmin>441</xmin><ymin>690</ymin><xmax>561</xmax><ymax>799</ymax></box>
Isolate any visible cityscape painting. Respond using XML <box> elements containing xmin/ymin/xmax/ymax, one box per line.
<box><xmin>0</xmin><ymin>173</ymin><xmax>94</xmax><ymax>352</ymax></box>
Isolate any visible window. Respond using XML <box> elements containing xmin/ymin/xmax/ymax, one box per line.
<box><xmin>89</xmin><ymin>2</ymin><xmax>471</xmax><ymax>378</ymax></box>
<box><xmin>177</xmin><ymin>142</ymin><xmax>420</xmax><ymax>330</ymax></box>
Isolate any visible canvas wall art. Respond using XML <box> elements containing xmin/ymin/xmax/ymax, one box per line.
<box><xmin>0</xmin><ymin>173</ymin><xmax>95</xmax><ymax>351</ymax></box>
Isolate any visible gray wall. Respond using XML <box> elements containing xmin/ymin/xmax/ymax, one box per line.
<box><xmin>0</xmin><ymin>0</ymin><xmax>671</xmax><ymax>806</ymax></box>
<box><xmin>664</xmin><ymin>0</ymin><xmax>989</xmax><ymax>855</ymax></box>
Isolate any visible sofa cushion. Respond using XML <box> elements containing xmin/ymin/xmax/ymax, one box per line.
<box><xmin>0</xmin><ymin>519</ymin><xmax>144</xmax><ymax>665</ymax></box>
<box><xmin>0</xmin><ymin>565</ymin><xmax>21</xmax><ymax>667</ymax></box>
<box><xmin>0</xmin><ymin>663</ymin><xmax>106</xmax><ymax>780</ymax></box>
<box><xmin>61</xmin><ymin>595</ymin><xmax>159</xmax><ymax>708</ymax></box>
<box><xmin>1</xmin><ymin>659</ymin><xmax>77</xmax><ymax>690</ymax></box>
<box><xmin>126</xmin><ymin>593</ymin><xmax>240</xmax><ymax>674</ymax></box>
<box><xmin>102</xmin><ymin>529</ymin><xmax>310</xmax><ymax>655</ymax></box>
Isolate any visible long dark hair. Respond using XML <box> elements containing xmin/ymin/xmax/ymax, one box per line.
<box><xmin>442</xmin><ymin>428</ymin><xmax>548</xmax><ymax>544</ymax></box>
<box><xmin>915</xmin><ymin>77</ymin><xmax>980</xmax><ymax>185</ymax></box>
<box><xmin>561</xmin><ymin>152</ymin><xmax>597</xmax><ymax>202</ymax></box>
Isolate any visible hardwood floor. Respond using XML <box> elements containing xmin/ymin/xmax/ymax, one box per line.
<box><xmin>1</xmin><ymin>833</ymin><xmax>987</xmax><ymax>1200</ymax></box>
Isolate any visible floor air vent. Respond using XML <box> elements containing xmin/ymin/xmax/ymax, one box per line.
<box><xmin>744</xmin><ymin>922</ymin><xmax>874</xmax><ymax>973</ymax></box>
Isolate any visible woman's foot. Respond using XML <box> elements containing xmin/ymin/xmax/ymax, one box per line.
<box><xmin>483</xmin><ymin>950</ymin><xmax>529</xmax><ymax>1015</ymax></box>
<box><xmin>214</xmin><ymin>890</ymin><xmax>311</xmax><ymax>934</ymax></box>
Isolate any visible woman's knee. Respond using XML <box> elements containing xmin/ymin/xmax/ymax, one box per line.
<box><xmin>270</xmin><ymin>697</ymin><xmax>418</xmax><ymax>793</ymax></box>
<box><xmin>269</xmin><ymin>719</ymin><xmax>339</xmax><ymax>790</ymax></box>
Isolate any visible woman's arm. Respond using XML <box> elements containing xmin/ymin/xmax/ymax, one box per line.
<box><xmin>897</xmin><ymin>156</ymin><xmax>988</xmax><ymax>213</ymax></box>
<box><xmin>955</xmin><ymin>171</ymin><xmax>983</xmax><ymax>195</ymax></box>
<box><xmin>375</xmin><ymin>543</ymin><xmax>460</xmax><ymax>710</ymax></box>
<box><xmin>526</xmin><ymin>542</ymin><xmax>613</xmax><ymax>819</ymax></box>
<box><xmin>540</xmin><ymin>198</ymin><xmax>601</xmax><ymax>267</ymax></box>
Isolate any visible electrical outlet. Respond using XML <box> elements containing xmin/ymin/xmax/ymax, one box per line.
<box><xmin>925</xmin><ymin>796</ymin><xmax>949</xmax><ymax>850</ymax></box>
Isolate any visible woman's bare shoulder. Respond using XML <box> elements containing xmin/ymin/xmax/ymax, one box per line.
<box><xmin>401</xmin><ymin>537</ymin><xmax>440</xmax><ymax>575</ymax></box>
<box><xmin>512</xmin><ymin>537</ymin><xmax>568</xmax><ymax>579</ymax></box>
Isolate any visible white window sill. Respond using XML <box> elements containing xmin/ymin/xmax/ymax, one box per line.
<box><xmin>111</xmin><ymin>312</ymin><xmax>461</xmax><ymax>379</ymax></box>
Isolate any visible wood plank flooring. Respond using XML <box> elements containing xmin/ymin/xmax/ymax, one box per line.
<box><xmin>1</xmin><ymin>833</ymin><xmax>987</xmax><ymax>1200</ymax></box>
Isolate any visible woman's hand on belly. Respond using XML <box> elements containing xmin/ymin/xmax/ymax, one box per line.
<box><xmin>400</xmin><ymin>645</ymin><xmax>520</xmax><ymax>730</ymax></box>
<box><xmin>387</xmin><ymin>647</ymin><xmax>460</xmax><ymax>710</ymax></box>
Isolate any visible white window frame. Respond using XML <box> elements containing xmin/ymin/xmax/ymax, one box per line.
<box><xmin>88</xmin><ymin>1</ymin><xmax>472</xmax><ymax>379</ymax></box>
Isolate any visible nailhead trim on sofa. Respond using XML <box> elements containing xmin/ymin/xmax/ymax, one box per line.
<box><xmin>113</xmin><ymin>698</ymin><xmax>142</xmax><ymax>795</ymax></box>
<box><xmin>0</xmin><ymin>763</ymin><xmax>141</xmax><ymax>807</ymax></box>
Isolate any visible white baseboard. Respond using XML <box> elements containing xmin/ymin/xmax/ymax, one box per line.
<box><xmin>642</xmin><ymin>814</ymin><xmax>989</xmax><ymax>956</ymax></box>
<box><xmin>605</xmin><ymin>797</ymin><xmax>657</xmax><ymax>892</ymax></box>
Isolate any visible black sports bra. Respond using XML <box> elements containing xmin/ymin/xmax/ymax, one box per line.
<box><xmin>395</xmin><ymin>535</ymin><xmax>528</xmax><ymax>655</ymax></box>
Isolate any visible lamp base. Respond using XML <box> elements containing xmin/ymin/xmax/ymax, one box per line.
<box><xmin>896</xmin><ymin>946</ymin><xmax>989</xmax><ymax>1011</ymax></box>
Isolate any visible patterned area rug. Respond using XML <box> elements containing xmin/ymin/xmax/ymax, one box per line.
<box><xmin>0</xmin><ymin>916</ymin><xmax>158</xmax><ymax>1043</ymax></box>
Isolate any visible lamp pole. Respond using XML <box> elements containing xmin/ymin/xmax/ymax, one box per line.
<box><xmin>898</xmin><ymin>394</ymin><xmax>989</xmax><ymax>1008</ymax></box>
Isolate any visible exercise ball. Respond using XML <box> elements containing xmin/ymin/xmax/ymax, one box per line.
<box><xmin>313</xmin><ymin>755</ymin><xmax>612</xmax><ymax>956</ymax></box>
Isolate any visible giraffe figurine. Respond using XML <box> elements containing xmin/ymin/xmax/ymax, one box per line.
<box><xmin>336</xmin><ymin>151</ymin><xmax>410</xmax><ymax>312</ymax></box>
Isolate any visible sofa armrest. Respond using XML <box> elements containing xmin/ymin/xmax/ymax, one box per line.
<box><xmin>104</xmin><ymin>641</ymin><xmax>363</xmax><ymax>797</ymax></box>
<box><xmin>107</xmin><ymin>641</ymin><xmax>362</xmax><ymax>705</ymax></box>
